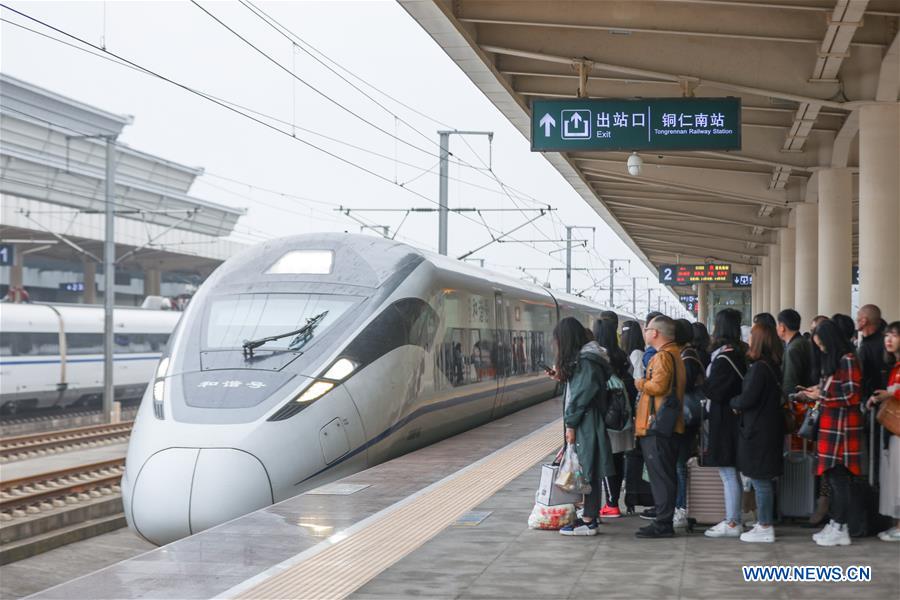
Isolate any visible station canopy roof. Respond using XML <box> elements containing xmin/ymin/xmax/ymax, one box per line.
<box><xmin>401</xmin><ymin>0</ymin><xmax>900</xmax><ymax>288</ymax></box>
<box><xmin>0</xmin><ymin>74</ymin><xmax>245</xmax><ymax>238</ymax></box>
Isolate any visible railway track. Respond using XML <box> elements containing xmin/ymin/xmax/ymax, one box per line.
<box><xmin>0</xmin><ymin>458</ymin><xmax>125</xmax><ymax>521</ymax></box>
<box><xmin>0</xmin><ymin>422</ymin><xmax>134</xmax><ymax>462</ymax></box>
<box><xmin>0</xmin><ymin>406</ymin><xmax>139</xmax><ymax>437</ymax></box>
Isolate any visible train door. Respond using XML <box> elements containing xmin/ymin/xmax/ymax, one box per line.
<box><xmin>490</xmin><ymin>292</ymin><xmax>509</xmax><ymax>417</ymax></box>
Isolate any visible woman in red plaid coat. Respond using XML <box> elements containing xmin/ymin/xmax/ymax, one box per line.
<box><xmin>800</xmin><ymin>319</ymin><xmax>862</xmax><ymax>547</ymax></box>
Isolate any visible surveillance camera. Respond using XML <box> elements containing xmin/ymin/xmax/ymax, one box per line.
<box><xmin>627</xmin><ymin>152</ymin><xmax>643</xmax><ymax>176</ymax></box>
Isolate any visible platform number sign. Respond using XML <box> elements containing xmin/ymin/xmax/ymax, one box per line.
<box><xmin>0</xmin><ymin>244</ymin><xmax>12</xmax><ymax>266</ymax></box>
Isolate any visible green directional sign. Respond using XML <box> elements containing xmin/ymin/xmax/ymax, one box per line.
<box><xmin>531</xmin><ymin>97</ymin><xmax>741</xmax><ymax>152</ymax></box>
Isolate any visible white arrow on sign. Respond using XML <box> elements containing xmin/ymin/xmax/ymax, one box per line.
<box><xmin>539</xmin><ymin>113</ymin><xmax>556</xmax><ymax>137</ymax></box>
<box><xmin>570</xmin><ymin>112</ymin><xmax>583</xmax><ymax>126</ymax></box>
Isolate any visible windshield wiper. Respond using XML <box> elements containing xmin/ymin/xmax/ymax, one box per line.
<box><xmin>242</xmin><ymin>311</ymin><xmax>329</xmax><ymax>358</ymax></box>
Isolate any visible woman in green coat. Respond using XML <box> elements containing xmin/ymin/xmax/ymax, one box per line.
<box><xmin>553</xmin><ymin>317</ymin><xmax>615</xmax><ymax>536</ymax></box>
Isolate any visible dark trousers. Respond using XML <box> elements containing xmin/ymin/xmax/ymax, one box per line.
<box><xmin>583</xmin><ymin>462</ymin><xmax>603</xmax><ymax>520</ymax></box>
<box><xmin>640</xmin><ymin>434</ymin><xmax>679</xmax><ymax>526</ymax></box>
<box><xmin>825</xmin><ymin>464</ymin><xmax>851</xmax><ymax>525</ymax></box>
<box><xmin>675</xmin><ymin>425</ymin><xmax>699</xmax><ymax>509</ymax></box>
<box><xmin>603</xmin><ymin>452</ymin><xmax>625</xmax><ymax>507</ymax></box>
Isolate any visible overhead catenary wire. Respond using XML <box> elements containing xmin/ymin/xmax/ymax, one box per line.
<box><xmin>0</xmin><ymin>11</ymin><xmax>556</xmax><ymax>251</ymax></box>
<box><xmin>3</xmin><ymin>7</ymin><xmax>620</xmax><ymax>291</ymax></box>
<box><xmin>188</xmin><ymin>0</ymin><xmax>461</xmax><ymax>168</ymax></box>
<box><xmin>234</xmin><ymin>0</ymin><xmax>557</xmax><ymax>212</ymax></box>
<box><xmin>0</xmin><ymin>4</ymin><xmax>578</xmax><ymax>268</ymax></box>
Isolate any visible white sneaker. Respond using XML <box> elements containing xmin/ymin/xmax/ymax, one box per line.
<box><xmin>673</xmin><ymin>508</ymin><xmax>688</xmax><ymax>529</ymax></box>
<box><xmin>740</xmin><ymin>524</ymin><xmax>775</xmax><ymax>543</ymax></box>
<box><xmin>877</xmin><ymin>527</ymin><xmax>900</xmax><ymax>542</ymax></box>
<box><xmin>812</xmin><ymin>520</ymin><xmax>836</xmax><ymax>542</ymax></box>
<box><xmin>815</xmin><ymin>522</ymin><xmax>851</xmax><ymax>547</ymax></box>
<box><xmin>705</xmin><ymin>519</ymin><xmax>741</xmax><ymax>538</ymax></box>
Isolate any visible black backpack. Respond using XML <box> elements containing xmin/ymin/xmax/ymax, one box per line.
<box><xmin>597</xmin><ymin>359</ymin><xmax>631</xmax><ymax>431</ymax></box>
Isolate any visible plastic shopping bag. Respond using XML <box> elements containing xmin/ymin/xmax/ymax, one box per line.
<box><xmin>527</xmin><ymin>502</ymin><xmax>576</xmax><ymax>530</ymax></box>
<box><xmin>554</xmin><ymin>445</ymin><xmax>592</xmax><ymax>495</ymax></box>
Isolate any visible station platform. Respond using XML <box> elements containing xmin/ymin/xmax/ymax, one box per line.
<box><xmin>27</xmin><ymin>398</ymin><xmax>900</xmax><ymax>600</ymax></box>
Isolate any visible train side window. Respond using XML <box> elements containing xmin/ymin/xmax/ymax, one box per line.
<box><xmin>67</xmin><ymin>333</ymin><xmax>103</xmax><ymax>355</ymax></box>
<box><xmin>0</xmin><ymin>332</ymin><xmax>59</xmax><ymax>356</ymax></box>
<box><xmin>148</xmin><ymin>334</ymin><xmax>169</xmax><ymax>352</ymax></box>
<box><xmin>33</xmin><ymin>333</ymin><xmax>59</xmax><ymax>355</ymax></box>
<box><xmin>11</xmin><ymin>333</ymin><xmax>32</xmax><ymax>356</ymax></box>
<box><xmin>342</xmin><ymin>298</ymin><xmax>438</xmax><ymax>368</ymax></box>
<box><xmin>0</xmin><ymin>332</ymin><xmax>13</xmax><ymax>356</ymax></box>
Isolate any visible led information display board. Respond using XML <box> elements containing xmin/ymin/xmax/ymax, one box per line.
<box><xmin>732</xmin><ymin>273</ymin><xmax>753</xmax><ymax>287</ymax></box>
<box><xmin>659</xmin><ymin>264</ymin><xmax>731</xmax><ymax>284</ymax></box>
<box><xmin>531</xmin><ymin>97</ymin><xmax>741</xmax><ymax>152</ymax></box>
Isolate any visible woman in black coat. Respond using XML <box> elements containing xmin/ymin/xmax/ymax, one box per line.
<box><xmin>702</xmin><ymin>309</ymin><xmax>748</xmax><ymax>538</ymax></box>
<box><xmin>730</xmin><ymin>322</ymin><xmax>784</xmax><ymax>543</ymax></box>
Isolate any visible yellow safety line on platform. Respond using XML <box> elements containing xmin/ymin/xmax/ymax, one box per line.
<box><xmin>236</xmin><ymin>419</ymin><xmax>562</xmax><ymax>600</ymax></box>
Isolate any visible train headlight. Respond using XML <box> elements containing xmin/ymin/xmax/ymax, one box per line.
<box><xmin>270</xmin><ymin>357</ymin><xmax>359</xmax><ymax>421</ymax></box>
<box><xmin>295</xmin><ymin>381</ymin><xmax>334</xmax><ymax>403</ymax></box>
<box><xmin>153</xmin><ymin>379</ymin><xmax>166</xmax><ymax>402</ymax></box>
<box><xmin>322</xmin><ymin>358</ymin><xmax>357</xmax><ymax>381</ymax></box>
<box><xmin>156</xmin><ymin>357</ymin><xmax>170</xmax><ymax>379</ymax></box>
<box><xmin>152</xmin><ymin>357</ymin><xmax>170</xmax><ymax>420</ymax></box>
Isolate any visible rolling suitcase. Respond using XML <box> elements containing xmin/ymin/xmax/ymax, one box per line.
<box><xmin>777</xmin><ymin>440</ymin><xmax>816</xmax><ymax>518</ymax></box>
<box><xmin>624</xmin><ymin>447</ymin><xmax>653</xmax><ymax>513</ymax></box>
<box><xmin>686</xmin><ymin>456</ymin><xmax>725</xmax><ymax>525</ymax></box>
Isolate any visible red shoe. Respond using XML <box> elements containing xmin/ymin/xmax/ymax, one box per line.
<box><xmin>600</xmin><ymin>504</ymin><xmax>622</xmax><ymax>518</ymax></box>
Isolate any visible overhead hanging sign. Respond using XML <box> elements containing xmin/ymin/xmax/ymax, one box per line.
<box><xmin>659</xmin><ymin>264</ymin><xmax>731</xmax><ymax>284</ymax></box>
<box><xmin>531</xmin><ymin>97</ymin><xmax>741</xmax><ymax>152</ymax></box>
<box><xmin>732</xmin><ymin>273</ymin><xmax>753</xmax><ymax>287</ymax></box>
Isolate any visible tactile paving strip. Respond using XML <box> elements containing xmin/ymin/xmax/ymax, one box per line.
<box><xmin>234</xmin><ymin>419</ymin><xmax>562</xmax><ymax>600</ymax></box>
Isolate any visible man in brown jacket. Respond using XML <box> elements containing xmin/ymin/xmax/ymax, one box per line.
<box><xmin>634</xmin><ymin>315</ymin><xmax>686</xmax><ymax>538</ymax></box>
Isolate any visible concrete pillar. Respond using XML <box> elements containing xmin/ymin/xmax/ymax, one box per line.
<box><xmin>768</xmin><ymin>242</ymin><xmax>781</xmax><ymax>315</ymax></box>
<box><xmin>83</xmin><ymin>260</ymin><xmax>97</xmax><ymax>304</ymax></box>
<box><xmin>779</xmin><ymin>226</ymin><xmax>796</xmax><ymax>312</ymax></box>
<box><xmin>143</xmin><ymin>268</ymin><xmax>161</xmax><ymax>297</ymax></box>
<box><xmin>751</xmin><ymin>267</ymin><xmax>760</xmax><ymax>315</ymax></box>
<box><xmin>817</xmin><ymin>168</ymin><xmax>853</xmax><ymax>316</ymax></box>
<box><xmin>759</xmin><ymin>255</ymin><xmax>770</xmax><ymax>315</ymax></box>
<box><xmin>795</xmin><ymin>202</ymin><xmax>819</xmax><ymax>328</ymax></box>
<box><xmin>9</xmin><ymin>244</ymin><xmax>23</xmax><ymax>288</ymax></box>
<box><xmin>697</xmin><ymin>283</ymin><xmax>709</xmax><ymax>327</ymax></box>
<box><xmin>858</xmin><ymin>103</ymin><xmax>900</xmax><ymax>320</ymax></box>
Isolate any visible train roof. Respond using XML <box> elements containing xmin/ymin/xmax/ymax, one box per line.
<box><xmin>0</xmin><ymin>302</ymin><xmax>181</xmax><ymax>332</ymax></box>
<box><xmin>217</xmin><ymin>233</ymin><xmax>637</xmax><ymax>322</ymax></box>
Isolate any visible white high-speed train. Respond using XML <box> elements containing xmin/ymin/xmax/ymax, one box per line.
<box><xmin>0</xmin><ymin>303</ymin><xmax>180</xmax><ymax>414</ymax></box>
<box><xmin>123</xmin><ymin>233</ymin><xmax>639</xmax><ymax>545</ymax></box>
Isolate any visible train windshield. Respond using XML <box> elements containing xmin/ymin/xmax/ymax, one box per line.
<box><xmin>204</xmin><ymin>293</ymin><xmax>357</xmax><ymax>350</ymax></box>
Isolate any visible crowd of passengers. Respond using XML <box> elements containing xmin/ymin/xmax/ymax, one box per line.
<box><xmin>548</xmin><ymin>303</ymin><xmax>900</xmax><ymax>545</ymax></box>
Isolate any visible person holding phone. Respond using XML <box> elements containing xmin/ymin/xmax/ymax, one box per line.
<box><xmin>549</xmin><ymin>318</ymin><xmax>615</xmax><ymax>536</ymax></box>
<box><xmin>799</xmin><ymin>319</ymin><xmax>863</xmax><ymax>547</ymax></box>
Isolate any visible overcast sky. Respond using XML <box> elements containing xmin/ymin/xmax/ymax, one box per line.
<box><xmin>1</xmin><ymin>0</ymin><xmax>687</xmax><ymax>316</ymax></box>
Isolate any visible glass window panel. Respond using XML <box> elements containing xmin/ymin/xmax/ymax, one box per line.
<box><xmin>205</xmin><ymin>293</ymin><xmax>356</xmax><ymax>350</ymax></box>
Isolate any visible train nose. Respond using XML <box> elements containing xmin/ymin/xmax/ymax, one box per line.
<box><xmin>129</xmin><ymin>448</ymin><xmax>273</xmax><ymax>545</ymax></box>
